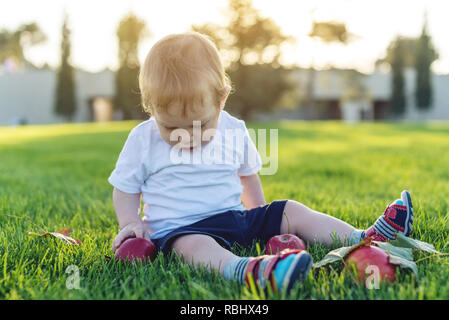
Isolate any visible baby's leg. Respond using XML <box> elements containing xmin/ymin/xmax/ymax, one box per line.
<box><xmin>281</xmin><ymin>200</ymin><xmax>356</xmax><ymax>246</ymax></box>
<box><xmin>171</xmin><ymin>232</ymin><xmax>313</xmax><ymax>292</ymax></box>
<box><xmin>171</xmin><ymin>234</ymin><xmax>237</xmax><ymax>274</ymax></box>
<box><xmin>281</xmin><ymin>190</ymin><xmax>414</xmax><ymax>246</ymax></box>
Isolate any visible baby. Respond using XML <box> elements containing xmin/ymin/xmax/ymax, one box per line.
<box><xmin>108</xmin><ymin>32</ymin><xmax>414</xmax><ymax>292</ymax></box>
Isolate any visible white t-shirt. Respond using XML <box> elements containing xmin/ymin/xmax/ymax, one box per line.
<box><xmin>108</xmin><ymin>110</ymin><xmax>262</xmax><ymax>239</ymax></box>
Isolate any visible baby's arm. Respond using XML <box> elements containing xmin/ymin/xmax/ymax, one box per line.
<box><xmin>239</xmin><ymin>174</ymin><xmax>266</xmax><ymax>209</ymax></box>
<box><xmin>111</xmin><ymin>188</ymin><xmax>151</xmax><ymax>251</ymax></box>
<box><xmin>113</xmin><ymin>188</ymin><xmax>141</xmax><ymax>228</ymax></box>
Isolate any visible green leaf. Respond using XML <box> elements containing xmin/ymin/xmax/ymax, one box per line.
<box><xmin>373</xmin><ymin>241</ymin><xmax>414</xmax><ymax>261</ymax></box>
<box><xmin>314</xmin><ymin>238</ymin><xmax>372</xmax><ymax>268</ymax></box>
<box><xmin>313</xmin><ymin>246</ymin><xmax>354</xmax><ymax>268</ymax></box>
<box><xmin>313</xmin><ymin>235</ymin><xmax>439</xmax><ymax>280</ymax></box>
<box><xmin>390</xmin><ymin>234</ymin><xmax>440</xmax><ymax>254</ymax></box>
<box><xmin>388</xmin><ymin>254</ymin><xmax>418</xmax><ymax>278</ymax></box>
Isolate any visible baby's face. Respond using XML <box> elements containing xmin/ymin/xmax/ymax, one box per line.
<box><xmin>153</xmin><ymin>102</ymin><xmax>221</xmax><ymax>150</ymax></box>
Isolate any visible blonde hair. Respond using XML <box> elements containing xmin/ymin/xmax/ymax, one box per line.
<box><xmin>139</xmin><ymin>32</ymin><xmax>230</xmax><ymax>116</ymax></box>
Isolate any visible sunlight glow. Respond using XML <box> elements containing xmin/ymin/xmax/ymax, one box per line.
<box><xmin>1</xmin><ymin>0</ymin><xmax>448</xmax><ymax>74</ymax></box>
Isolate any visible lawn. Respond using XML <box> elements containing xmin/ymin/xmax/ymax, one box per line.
<box><xmin>1</xmin><ymin>120</ymin><xmax>449</xmax><ymax>300</ymax></box>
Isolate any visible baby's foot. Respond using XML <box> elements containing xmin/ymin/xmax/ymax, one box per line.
<box><xmin>245</xmin><ymin>249</ymin><xmax>313</xmax><ymax>292</ymax></box>
<box><xmin>365</xmin><ymin>190</ymin><xmax>414</xmax><ymax>241</ymax></box>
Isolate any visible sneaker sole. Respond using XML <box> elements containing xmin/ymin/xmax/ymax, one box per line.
<box><xmin>401</xmin><ymin>190</ymin><xmax>414</xmax><ymax>237</ymax></box>
<box><xmin>283</xmin><ymin>251</ymin><xmax>313</xmax><ymax>292</ymax></box>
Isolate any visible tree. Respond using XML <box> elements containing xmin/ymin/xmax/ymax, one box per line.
<box><xmin>379</xmin><ymin>15</ymin><xmax>438</xmax><ymax>115</ymax></box>
<box><xmin>192</xmin><ymin>0</ymin><xmax>294</xmax><ymax>120</ymax></box>
<box><xmin>390</xmin><ymin>37</ymin><xmax>406</xmax><ymax>116</ymax></box>
<box><xmin>306</xmin><ymin>20</ymin><xmax>355</xmax><ymax>118</ymax></box>
<box><xmin>0</xmin><ymin>22</ymin><xmax>46</xmax><ymax>67</ymax></box>
<box><xmin>54</xmin><ymin>15</ymin><xmax>76</xmax><ymax>121</ymax></box>
<box><xmin>115</xmin><ymin>13</ymin><xmax>148</xmax><ymax>120</ymax></box>
<box><xmin>309</xmin><ymin>21</ymin><xmax>354</xmax><ymax>44</ymax></box>
<box><xmin>376</xmin><ymin>36</ymin><xmax>418</xmax><ymax>68</ymax></box>
<box><xmin>415</xmin><ymin>16</ymin><xmax>438</xmax><ymax>110</ymax></box>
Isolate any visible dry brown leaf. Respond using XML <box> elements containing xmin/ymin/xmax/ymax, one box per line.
<box><xmin>28</xmin><ymin>230</ymin><xmax>82</xmax><ymax>246</ymax></box>
<box><xmin>55</xmin><ymin>228</ymin><xmax>72</xmax><ymax>236</ymax></box>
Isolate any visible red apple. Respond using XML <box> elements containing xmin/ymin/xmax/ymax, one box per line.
<box><xmin>345</xmin><ymin>245</ymin><xmax>396</xmax><ymax>284</ymax></box>
<box><xmin>265</xmin><ymin>234</ymin><xmax>306</xmax><ymax>255</ymax></box>
<box><xmin>115</xmin><ymin>238</ymin><xmax>157</xmax><ymax>263</ymax></box>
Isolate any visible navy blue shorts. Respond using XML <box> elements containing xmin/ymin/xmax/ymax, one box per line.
<box><xmin>152</xmin><ymin>200</ymin><xmax>288</xmax><ymax>255</ymax></box>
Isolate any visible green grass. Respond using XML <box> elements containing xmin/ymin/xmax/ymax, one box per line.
<box><xmin>1</xmin><ymin>120</ymin><xmax>449</xmax><ymax>299</ymax></box>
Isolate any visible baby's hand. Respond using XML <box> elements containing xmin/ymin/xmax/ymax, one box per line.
<box><xmin>112</xmin><ymin>221</ymin><xmax>151</xmax><ymax>252</ymax></box>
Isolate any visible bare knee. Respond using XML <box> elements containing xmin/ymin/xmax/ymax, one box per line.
<box><xmin>171</xmin><ymin>233</ymin><xmax>212</xmax><ymax>255</ymax></box>
<box><xmin>280</xmin><ymin>200</ymin><xmax>312</xmax><ymax>235</ymax></box>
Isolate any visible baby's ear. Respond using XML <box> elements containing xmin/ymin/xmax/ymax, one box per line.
<box><xmin>220</xmin><ymin>85</ymin><xmax>232</xmax><ymax>109</ymax></box>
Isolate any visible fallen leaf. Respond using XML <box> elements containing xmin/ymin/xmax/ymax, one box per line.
<box><xmin>390</xmin><ymin>233</ymin><xmax>440</xmax><ymax>254</ymax></box>
<box><xmin>388</xmin><ymin>254</ymin><xmax>418</xmax><ymax>278</ymax></box>
<box><xmin>55</xmin><ymin>228</ymin><xmax>72</xmax><ymax>236</ymax></box>
<box><xmin>28</xmin><ymin>230</ymin><xmax>82</xmax><ymax>246</ymax></box>
<box><xmin>373</xmin><ymin>241</ymin><xmax>414</xmax><ymax>261</ymax></box>
<box><xmin>313</xmin><ymin>237</ymin><xmax>372</xmax><ymax>268</ymax></box>
<box><xmin>313</xmin><ymin>235</ymin><xmax>441</xmax><ymax>280</ymax></box>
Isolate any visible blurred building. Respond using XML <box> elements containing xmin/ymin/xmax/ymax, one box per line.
<box><xmin>0</xmin><ymin>66</ymin><xmax>117</xmax><ymax>126</ymax></box>
<box><xmin>279</xmin><ymin>67</ymin><xmax>449</xmax><ymax>122</ymax></box>
<box><xmin>1</xmin><ymin>66</ymin><xmax>448</xmax><ymax>125</ymax></box>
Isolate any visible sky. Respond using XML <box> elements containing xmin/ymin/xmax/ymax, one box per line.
<box><xmin>1</xmin><ymin>0</ymin><xmax>449</xmax><ymax>74</ymax></box>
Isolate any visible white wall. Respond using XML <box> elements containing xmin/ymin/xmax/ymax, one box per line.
<box><xmin>1</xmin><ymin>67</ymin><xmax>448</xmax><ymax>125</ymax></box>
<box><xmin>403</xmin><ymin>69</ymin><xmax>449</xmax><ymax>121</ymax></box>
<box><xmin>0</xmin><ymin>68</ymin><xmax>60</xmax><ymax>125</ymax></box>
<box><xmin>0</xmin><ymin>68</ymin><xmax>115</xmax><ymax>126</ymax></box>
<box><xmin>74</xmin><ymin>69</ymin><xmax>115</xmax><ymax>123</ymax></box>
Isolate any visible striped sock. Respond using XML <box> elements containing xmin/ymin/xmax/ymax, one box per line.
<box><xmin>373</xmin><ymin>216</ymin><xmax>398</xmax><ymax>240</ymax></box>
<box><xmin>373</xmin><ymin>199</ymin><xmax>407</xmax><ymax>240</ymax></box>
<box><xmin>349</xmin><ymin>229</ymin><xmax>366</xmax><ymax>245</ymax></box>
<box><xmin>223</xmin><ymin>257</ymin><xmax>251</xmax><ymax>283</ymax></box>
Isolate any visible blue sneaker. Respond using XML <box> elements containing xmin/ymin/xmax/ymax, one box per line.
<box><xmin>365</xmin><ymin>190</ymin><xmax>414</xmax><ymax>241</ymax></box>
<box><xmin>244</xmin><ymin>249</ymin><xmax>313</xmax><ymax>292</ymax></box>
